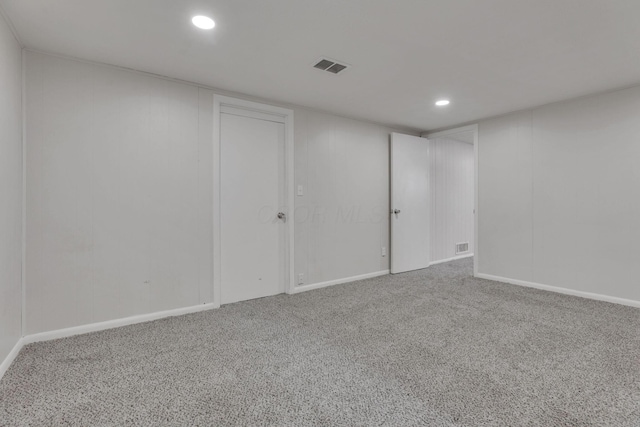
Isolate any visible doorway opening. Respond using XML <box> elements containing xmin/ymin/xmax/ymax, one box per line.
<box><xmin>425</xmin><ymin>125</ymin><xmax>478</xmax><ymax>276</ymax></box>
<box><xmin>390</xmin><ymin>125</ymin><xmax>477</xmax><ymax>275</ymax></box>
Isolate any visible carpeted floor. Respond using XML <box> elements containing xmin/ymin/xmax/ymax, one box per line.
<box><xmin>1</xmin><ymin>258</ymin><xmax>640</xmax><ymax>426</ymax></box>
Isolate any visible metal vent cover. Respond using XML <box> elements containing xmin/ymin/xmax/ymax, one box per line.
<box><xmin>456</xmin><ymin>242</ymin><xmax>469</xmax><ymax>254</ymax></box>
<box><xmin>313</xmin><ymin>57</ymin><xmax>350</xmax><ymax>75</ymax></box>
<box><xmin>326</xmin><ymin>63</ymin><xmax>347</xmax><ymax>74</ymax></box>
<box><xmin>314</xmin><ymin>59</ymin><xmax>335</xmax><ymax>70</ymax></box>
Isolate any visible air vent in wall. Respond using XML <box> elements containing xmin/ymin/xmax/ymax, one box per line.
<box><xmin>456</xmin><ymin>242</ymin><xmax>469</xmax><ymax>254</ymax></box>
<box><xmin>313</xmin><ymin>57</ymin><xmax>350</xmax><ymax>75</ymax></box>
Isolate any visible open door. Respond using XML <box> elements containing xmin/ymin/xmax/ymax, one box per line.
<box><xmin>390</xmin><ymin>133</ymin><xmax>431</xmax><ymax>274</ymax></box>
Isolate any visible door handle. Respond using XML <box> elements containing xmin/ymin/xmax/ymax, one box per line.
<box><xmin>393</xmin><ymin>209</ymin><xmax>401</xmax><ymax>214</ymax></box>
<box><xmin>277</xmin><ymin>212</ymin><xmax>286</xmax><ymax>220</ymax></box>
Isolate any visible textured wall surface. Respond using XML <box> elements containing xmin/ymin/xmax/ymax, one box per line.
<box><xmin>294</xmin><ymin>109</ymin><xmax>396</xmax><ymax>285</ymax></box>
<box><xmin>429</xmin><ymin>137</ymin><xmax>474</xmax><ymax>262</ymax></box>
<box><xmin>478</xmin><ymin>86</ymin><xmax>640</xmax><ymax>302</ymax></box>
<box><xmin>25</xmin><ymin>52</ymin><xmax>214</xmax><ymax>334</ymax></box>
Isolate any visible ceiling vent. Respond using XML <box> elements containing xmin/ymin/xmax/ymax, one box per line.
<box><xmin>313</xmin><ymin>57</ymin><xmax>350</xmax><ymax>75</ymax></box>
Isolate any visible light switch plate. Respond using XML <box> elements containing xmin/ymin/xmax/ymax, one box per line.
<box><xmin>297</xmin><ymin>185</ymin><xmax>304</xmax><ymax>196</ymax></box>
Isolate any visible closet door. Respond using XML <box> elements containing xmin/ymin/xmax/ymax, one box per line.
<box><xmin>390</xmin><ymin>133</ymin><xmax>431</xmax><ymax>273</ymax></box>
<box><xmin>219</xmin><ymin>109</ymin><xmax>286</xmax><ymax>304</ymax></box>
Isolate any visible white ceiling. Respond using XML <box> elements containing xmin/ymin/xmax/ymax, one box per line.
<box><xmin>2</xmin><ymin>0</ymin><xmax>640</xmax><ymax>131</ymax></box>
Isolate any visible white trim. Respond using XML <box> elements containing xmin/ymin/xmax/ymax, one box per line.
<box><xmin>475</xmin><ymin>273</ymin><xmax>640</xmax><ymax>309</ymax></box>
<box><xmin>424</xmin><ymin>124</ymin><xmax>479</xmax><ymax>277</ymax></box>
<box><xmin>429</xmin><ymin>253</ymin><xmax>474</xmax><ymax>266</ymax></box>
<box><xmin>220</xmin><ymin>106</ymin><xmax>286</xmax><ymax>123</ymax></box>
<box><xmin>285</xmin><ymin>107</ymin><xmax>295</xmax><ymax>296</ymax></box>
<box><xmin>212</xmin><ymin>95</ymin><xmax>295</xmax><ymax>306</ymax></box>
<box><xmin>22</xmin><ymin>303</ymin><xmax>217</xmax><ymax>345</ymax></box>
<box><xmin>0</xmin><ymin>338</ymin><xmax>25</xmax><ymax>381</ymax></box>
<box><xmin>291</xmin><ymin>270</ymin><xmax>389</xmax><ymax>294</ymax></box>
<box><xmin>474</xmin><ymin>126</ymin><xmax>478</xmax><ymax>277</ymax></box>
<box><xmin>1</xmin><ymin>303</ymin><xmax>216</xmax><ymax>378</ymax></box>
<box><xmin>21</xmin><ymin>48</ymin><xmax>27</xmax><ymax>336</ymax></box>
<box><xmin>212</xmin><ymin>97</ymin><xmax>222</xmax><ymax>307</ymax></box>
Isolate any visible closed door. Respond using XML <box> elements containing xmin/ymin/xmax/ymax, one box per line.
<box><xmin>390</xmin><ymin>133</ymin><xmax>431</xmax><ymax>273</ymax></box>
<box><xmin>220</xmin><ymin>109</ymin><xmax>286</xmax><ymax>304</ymax></box>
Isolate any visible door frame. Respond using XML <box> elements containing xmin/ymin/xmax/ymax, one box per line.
<box><xmin>423</xmin><ymin>124</ymin><xmax>478</xmax><ymax>276</ymax></box>
<box><xmin>212</xmin><ymin>95</ymin><xmax>295</xmax><ymax>307</ymax></box>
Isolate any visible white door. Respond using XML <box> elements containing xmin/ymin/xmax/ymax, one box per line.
<box><xmin>220</xmin><ymin>109</ymin><xmax>286</xmax><ymax>304</ymax></box>
<box><xmin>390</xmin><ymin>133</ymin><xmax>431</xmax><ymax>274</ymax></box>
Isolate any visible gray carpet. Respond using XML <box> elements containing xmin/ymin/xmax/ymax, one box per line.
<box><xmin>1</xmin><ymin>258</ymin><xmax>639</xmax><ymax>426</ymax></box>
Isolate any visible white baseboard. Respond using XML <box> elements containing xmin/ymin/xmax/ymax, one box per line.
<box><xmin>430</xmin><ymin>253</ymin><xmax>474</xmax><ymax>266</ymax></box>
<box><xmin>292</xmin><ymin>270</ymin><xmax>390</xmax><ymax>294</ymax></box>
<box><xmin>22</xmin><ymin>303</ymin><xmax>218</xmax><ymax>345</ymax></box>
<box><xmin>475</xmin><ymin>273</ymin><xmax>640</xmax><ymax>309</ymax></box>
<box><xmin>0</xmin><ymin>338</ymin><xmax>25</xmax><ymax>381</ymax></box>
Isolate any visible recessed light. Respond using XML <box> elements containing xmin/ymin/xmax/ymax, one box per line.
<box><xmin>435</xmin><ymin>99</ymin><xmax>450</xmax><ymax>106</ymax></box>
<box><xmin>192</xmin><ymin>15</ymin><xmax>215</xmax><ymax>30</ymax></box>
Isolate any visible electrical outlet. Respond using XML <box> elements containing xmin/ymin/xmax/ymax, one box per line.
<box><xmin>298</xmin><ymin>273</ymin><xmax>304</xmax><ymax>285</ymax></box>
<box><xmin>381</xmin><ymin>246</ymin><xmax>386</xmax><ymax>257</ymax></box>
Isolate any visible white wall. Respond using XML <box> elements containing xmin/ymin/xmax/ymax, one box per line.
<box><xmin>0</xmin><ymin>13</ymin><xmax>22</xmax><ymax>362</ymax></box>
<box><xmin>478</xmin><ymin>86</ymin><xmax>640</xmax><ymax>303</ymax></box>
<box><xmin>24</xmin><ymin>51</ymin><xmax>407</xmax><ymax>334</ymax></box>
<box><xmin>429</xmin><ymin>137</ymin><xmax>474</xmax><ymax>263</ymax></box>
<box><xmin>25</xmin><ymin>52</ymin><xmax>213</xmax><ymax>334</ymax></box>
<box><xmin>294</xmin><ymin>110</ymin><xmax>391</xmax><ymax>285</ymax></box>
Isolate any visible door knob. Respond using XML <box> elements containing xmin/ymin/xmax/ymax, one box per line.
<box><xmin>277</xmin><ymin>212</ymin><xmax>286</xmax><ymax>220</ymax></box>
<box><xmin>393</xmin><ymin>209</ymin><xmax>401</xmax><ymax>214</ymax></box>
